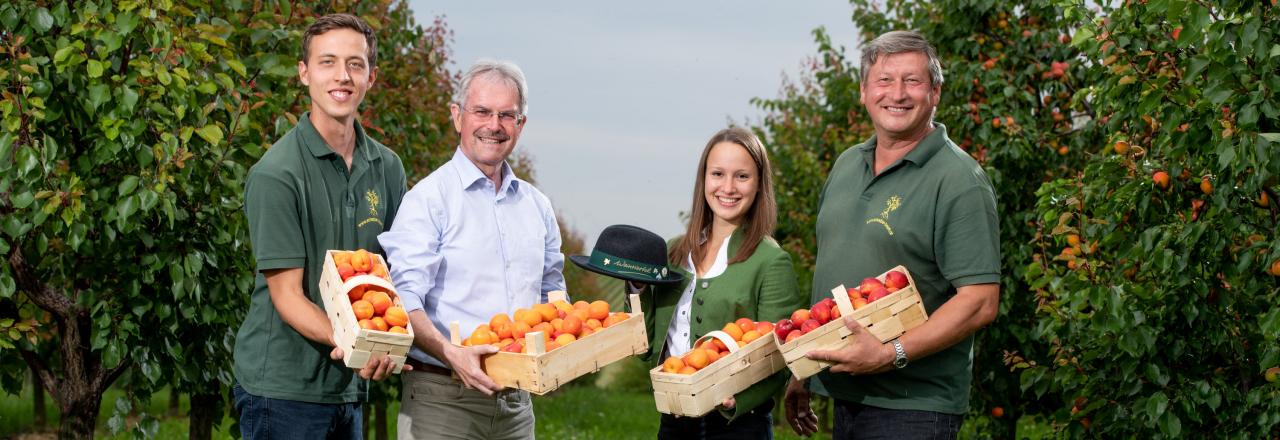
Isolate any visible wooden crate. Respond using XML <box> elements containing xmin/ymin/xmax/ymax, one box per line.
<box><xmin>778</xmin><ymin>265</ymin><xmax>928</xmax><ymax>380</ymax></box>
<box><xmin>649</xmin><ymin>329</ymin><xmax>787</xmax><ymax>417</ymax></box>
<box><xmin>448</xmin><ymin>293</ymin><xmax>648</xmax><ymax>395</ymax></box>
<box><xmin>318</xmin><ymin>250</ymin><xmax>414</xmax><ymax>373</ymax></box>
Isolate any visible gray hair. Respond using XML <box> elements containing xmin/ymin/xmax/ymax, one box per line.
<box><xmin>860</xmin><ymin>30</ymin><xmax>944</xmax><ymax>87</ymax></box>
<box><xmin>455</xmin><ymin>59</ymin><xmax>529</xmax><ymax>115</ymax></box>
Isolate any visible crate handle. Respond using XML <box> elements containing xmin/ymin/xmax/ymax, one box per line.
<box><xmin>830</xmin><ymin>284</ymin><xmax>854</xmax><ymax>316</ymax></box>
<box><xmin>525</xmin><ymin>331</ymin><xmax>547</xmax><ymax>355</ymax></box>
<box><xmin>448</xmin><ymin>321</ymin><xmax>461</xmax><ymax>345</ymax></box>
<box><xmin>547</xmin><ymin>290</ymin><xmax>568</xmax><ymax>303</ymax></box>
<box><xmin>692</xmin><ymin>330</ymin><xmax>741</xmax><ymax>354</ymax></box>
<box><xmin>340</xmin><ymin>275</ymin><xmax>397</xmax><ymax>299</ymax></box>
<box><xmin>628</xmin><ymin>293</ymin><xmax>643</xmax><ymax>315</ymax></box>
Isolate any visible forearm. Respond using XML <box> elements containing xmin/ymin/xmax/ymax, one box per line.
<box><xmin>900</xmin><ymin>283</ymin><xmax>1000</xmax><ymax>361</ymax></box>
<box><xmin>265</xmin><ymin>268</ymin><xmax>336</xmax><ymax>346</ymax></box>
<box><xmin>407</xmin><ymin>310</ymin><xmax>454</xmax><ymax>362</ymax></box>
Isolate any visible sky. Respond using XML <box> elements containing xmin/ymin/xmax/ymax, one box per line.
<box><xmin>408</xmin><ymin>1</ymin><xmax>860</xmax><ymax>249</ymax></box>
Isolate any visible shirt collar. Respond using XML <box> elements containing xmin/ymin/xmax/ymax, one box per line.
<box><xmin>858</xmin><ymin>122</ymin><xmax>950</xmax><ymax>169</ymax></box>
<box><xmin>451</xmin><ymin>148</ymin><xmax>521</xmax><ymax>194</ymax></box>
<box><xmin>298</xmin><ymin>112</ymin><xmax>376</xmax><ymax>162</ymax></box>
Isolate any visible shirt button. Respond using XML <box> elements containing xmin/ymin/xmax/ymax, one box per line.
<box><xmin>696</xmin><ymin>317</ymin><xmax>702</xmax><ymax>324</ymax></box>
<box><xmin>700</xmin><ymin>282</ymin><xmax>709</xmax><ymax>289</ymax></box>
<box><xmin>696</xmin><ymin>298</ymin><xmax>704</xmax><ymax>305</ymax></box>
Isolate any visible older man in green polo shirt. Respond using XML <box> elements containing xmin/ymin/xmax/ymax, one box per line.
<box><xmin>784</xmin><ymin>30</ymin><xmax>1002</xmax><ymax>439</ymax></box>
<box><xmin>231</xmin><ymin>14</ymin><xmax>407</xmax><ymax>439</ymax></box>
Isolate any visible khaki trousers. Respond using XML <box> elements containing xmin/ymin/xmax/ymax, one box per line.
<box><xmin>397</xmin><ymin>370</ymin><xmax>534</xmax><ymax>440</ymax></box>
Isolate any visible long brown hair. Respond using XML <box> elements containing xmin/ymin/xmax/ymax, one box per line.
<box><xmin>669</xmin><ymin>127</ymin><xmax>778</xmax><ymax>267</ymax></box>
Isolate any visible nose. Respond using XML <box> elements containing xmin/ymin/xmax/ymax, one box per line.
<box><xmin>337</xmin><ymin>65</ymin><xmax>352</xmax><ymax>83</ymax></box>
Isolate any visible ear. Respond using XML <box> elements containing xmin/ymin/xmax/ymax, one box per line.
<box><xmin>298</xmin><ymin>60</ymin><xmax>309</xmax><ymax>86</ymax></box>
<box><xmin>450</xmin><ymin>103</ymin><xmax>463</xmax><ymax>133</ymax></box>
<box><xmin>367</xmin><ymin>66</ymin><xmax>378</xmax><ymax>88</ymax></box>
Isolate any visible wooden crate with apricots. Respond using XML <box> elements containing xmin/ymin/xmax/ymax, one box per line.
<box><xmin>318</xmin><ymin>249</ymin><xmax>415</xmax><ymax>374</ymax></box>
<box><xmin>649</xmin><ymin>318</ymin><xmax>788</xmax><ymax>417</ymax></box>
<box><xmin>778</xmin><ymin>265</ymin><xmax>928</xmax><ymax>380</ymax></box>
<box><xmin>449</xmin><ymin>292</ymin><xmax>648</xmax><ymax>395</ymax></box>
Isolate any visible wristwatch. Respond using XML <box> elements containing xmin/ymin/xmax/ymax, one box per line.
<box><xmin>891</xmin><ymin>339</ymin><xmax>908</xmax><ymax>369</ymax></box>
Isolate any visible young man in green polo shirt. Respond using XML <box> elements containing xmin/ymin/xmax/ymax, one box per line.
<box><xmin>783</xmin><ymin>30</ymin><xmax>1002</xmax><ymax>439</ymax></box>
<box><xmin>231</xmin><ymin>14</ymin><xmax>408</xmax><ymax>438</ymax></box>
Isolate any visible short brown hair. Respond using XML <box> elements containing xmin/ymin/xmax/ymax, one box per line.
<box><xmin>860</xmin><ymin>30</ymin><xmax>942</xmax><ymax>87</ymax></box>
<box><xmin>669</xmin><ymin>127</ymin><xmax>778</xmax><ymax>266</ymax></box>
<box><xmin>302</xmin><ymin>13</ymin><xmax>377</xmax><ymax>67</ymax></box>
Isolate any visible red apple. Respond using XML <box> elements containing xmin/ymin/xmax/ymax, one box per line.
<box><xmin>811</xmin><ymin>303</ymin><xmax>832</xmax><ymax>325</ymax></box>
<box><xmin>859</xmin><ymin>277</ymin><xmax>884</xmax><ymax>294</ymax></box>
<box><xmin>785</xmin><ymin>329</ymin><xmax>804</xmax><ymax>343</ymax></box>
<box><xmin>800</xmin><ymin>319</ymin><xmax>821</xmax><ymax>333</ymax></box>
<box><xmin>846</xmin><ymin>287</ymin><xmax>862</xmax><ymax>299</ymax></box>
<box><xmin>884</xmin><ymin>270</ymin><xmax>909</xmax><ymax>290</ymax></box>
<box><xmin>818</xmin><ymin>297</ymin><xmax>836</xmax><ymax>308</ymax></box>
<box><xmin>775</xmin><ymin>318</ymin><xmax>795</xmax><ymax>339</ymax></box>
<box><xmin>867</xmin><ymin>287</ymin><xmax>891</xmax><ymax>303</ymax></box>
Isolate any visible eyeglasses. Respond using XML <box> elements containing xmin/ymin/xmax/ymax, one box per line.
<box><xmin>466</xmin><ymin>107</ymin><xmax>524</xmax><ymax>125</ymax></box>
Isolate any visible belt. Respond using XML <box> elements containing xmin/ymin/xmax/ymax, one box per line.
<box><xmin>404</xmin><ymin>357</ymin><xmax>453</xmax><ymax>377</ymax></box>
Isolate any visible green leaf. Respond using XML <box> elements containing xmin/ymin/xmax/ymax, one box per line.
<box><xmin>118</xmin><ymin>175</ymin><xmax>139</xmax><ymax>196</ymax></box>
<box><xmin>121</xmin><ymin>86</ymin><xmax>139</xmax><ymax>113</ymax></box>
<box><xmin>195</xmin><ymin>124</ymin><xmax>224</xmax><ymax>146</ymax></box>
<box><xmin>116</xmin><ymin>195</ymin><xmax>138</xmax><ymax>219</ymax></box>
<box><xmin>87</xmin><ymin>59</ymin><xmax>105</xmax><ymax>78</ymax></box>
<box><xmin>1259</xmin><ymin>133</ymin><xmax>1280</xmax><ymax>143</ymax></box>
<box><xmin>53</xmin><ymin>44</ymin><xmax>76</xmax><ymax>65</ymax></box>
<box><xmin>16</xmin><ymin>146</ymin><xmax>38</xmax><ymax>176</ymax></box>
<box><xmin>30</xmin><ymin>7</ymin><xmax>53</xmax><ymax>33</ymax></box>
<box><xmin>1161</xmin><ymin>411</ymin><xmax>1182</xmax><ymax>437</ymax></box>
<box><xmin>88</xmin><ymin>84</ymin><xmax>110</xmax><ymax>112</ymax></box>
<box><xmin>114</xmin><ymin>11</ymin><xmax>140</xmax><ymax>35</ymax></box>
<box><xmin>227</xmin><ymin>59</ymin><xmax>247</xmax><ymax>77</ymax></box>
<box><xmin>10</xmin><ymin>191</ymin><xmax>34</xmax><ymax>209</ymax></box>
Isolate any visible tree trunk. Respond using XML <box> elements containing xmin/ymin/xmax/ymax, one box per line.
<box><xmin>374</xmin><ymin>399</ymin><xmax>388</xmax><ymax>440</ymax></box>
<box><xmin>10</xmin><ymin>249</ymin><xmax>130</xmax><ymax>440</ymax></box>
<box><xmin>32</xmin><ymin>368</ymin><xmax>46</xmax><ymax>428</ymax></box>
<box><xmin>188</xmin><ymin>392</ymin><xmax>219</xmax><ymax>440</ymax></box>
<box><xmin>170</xmin><ymin>387</ymin><xmax>181</xmax><ymax>416</ymax></box>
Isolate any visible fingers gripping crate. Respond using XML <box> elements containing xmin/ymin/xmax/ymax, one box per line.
<box><xmin>449</xmin><ymin>293</ymin><xmax>649</xmax><ymax>395</ymax></box>
<box><xmin>318</xmin><ymin>250</ymin><xmax>414</xmax><ymax>373</ymax></box>
<box><xmin>649</xmin><ymin>330</ymin><xmax>787</xmax><ymax>417</ymax></box>
<box><xmin>779</xmin><ymin>265</ymin><xmax>928</xmax><ymax>380</ymax></box>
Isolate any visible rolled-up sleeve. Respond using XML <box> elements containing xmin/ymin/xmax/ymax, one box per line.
<box><xmin>379</xmin><ymin>186</ymin><xmax>444</xmax><ymax>314</ymax></box>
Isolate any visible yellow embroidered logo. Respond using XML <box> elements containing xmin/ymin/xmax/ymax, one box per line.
<box><xmin>866</xmin><ymin>195</ymin><xmax>901</xmax><ymax>235</ymax></box>
<box><xmin>358</xmin><ymin>189</ymin><xmax>384</xmax><ymax>228</ymax></box>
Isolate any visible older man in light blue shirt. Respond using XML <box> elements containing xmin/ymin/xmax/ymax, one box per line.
<box><xmin>379</xmin><ymin>59</ymin><xmax>564</xmax><ymax>440</ymax></box>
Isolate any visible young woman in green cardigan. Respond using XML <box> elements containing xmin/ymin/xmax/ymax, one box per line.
<box><xmin>635</xmin><ymin>127</ymin><xmax>806</xmax><ymax>439</ymax></box>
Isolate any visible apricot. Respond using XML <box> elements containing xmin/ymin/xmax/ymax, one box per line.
<box><xmin>370</xmin><ymin>317</ymin><xmax>389</xmax><ymax>332</ymax></box>
<box><xmin>534</xmin><ymin>303</ymin><xmax>559</xmax><ymax>322</ymax></box>
<box><xmin>561</xmin><ymin>316</ymin><xmax>583</xmax><ymax>336</ymax></box>
<box><xmin>384</xmin><ymin>306</ymin><xmax>409</xmax><ymax>327</ymax></box>
<box><xmin>351</xmin><ymin>300</ymin><xmax>375</xmax><ymax>320</ymax></box>
<box><xmin>602</xmin><ymin>312</ymin><xmax>627</xmax><ymax>328</ymax></box>
<box><xmin>735</xmin><ymin>317</ymin><xmax>755</xmax><ymax>334</ymax></box>
<box><xmin>351</xmin><ymin>249</ymin><xmax>372</xmax><ymax>272</ymax></box>
<box><xmin>683</xmin><ymin>348</ymin><xmax>709</xmax><ymax>369</ymax></box>
<box><xmin>389</xmin><ymin>326</ymin><xmax>408</xmax><ymax>334</ymax></box>
<box><xmin>514</xmin><ymin>308</ymin><xmax>541</xmax><ymax>327</ymax></box>
<box><xmin>554</xmin><ymin>333</ymin><xmax>576</xmax><ymax>346</ymax></box>
<box><xmin>347</xmin><ymin>285</ymin><xmax>367</xmax><ymax>303</ymax></box>
<box><xmin>721</xmin><ymin>322</ymin><xmax>745</xmax><ymax>341</ymax></box>
<box><xmin>362</xmin><ymin>291</ymin><xmax>393</xmax><ymax>315</ymax></box>
<box><xmin>337</xmin><ymin>263</ymin><xmax>355</xmax><ymax>281</ymax></box>
<box><xmin>333</xmin><ymin>251</ymin><xmax>352</xmax><ymax>267</ymax></box>
<box><xmin>573</xmin><ymin>300</ymin><xmax>590</xmax><ymax>310</ymax></box>
<box><xmin>588</xmin><ymin>300</ymin><xmax>610</xmax><ymax>321</ymax></box>
<box><xmin>585</xmin><ymin>318</ymin><xmax>602</xmax><ymax>330</ymax></box>
<box><xmin>677</xmin><ymin>365</ymin><xmax>697</xmax><ymax>375</ymax></box>
<box><xmin>741</xmin><ymin>330</ymin><xmax>762</xmax><ymax>344</ymax></box>
<box><xmin>662</xmin><ymin>356</ymin><xmax>685</xmax><ymax>373</ymax></box>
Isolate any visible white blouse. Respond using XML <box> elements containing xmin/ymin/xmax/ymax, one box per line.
<box><xmin>664</xmin><ymin>236</ymin><xmax>730</xmax><ymax>357</ymax></box>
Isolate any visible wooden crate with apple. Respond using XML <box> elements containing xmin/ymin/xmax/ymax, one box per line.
<box><xmin>448</xmin><ymin>292</ymin><xmax>648</xmax><ymax>395</ymax></box>
<box><xmin>777</xmin><ymin>265</ymin><xmax>928</xmax><ymax>380</ymax></box>
<box><xmin>318</xmin><ymin>249</ymin><xmax>414</xmax><ymax>374</ymax></box>
<box><xmin>648</xmin><ymin>318</ymin><xmax>788</xmax><ymax>417</ymax></box>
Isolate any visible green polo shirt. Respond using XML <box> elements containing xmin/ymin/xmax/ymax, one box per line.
<box><xmin>810</xmin><ymin>123</ymin><xmax>1000</xmax><ymax>415</ymax></box>
<box><xmin>233</xmin><ymin>112</ymin><xmax>407</xmax><ymax>404</ymax></box>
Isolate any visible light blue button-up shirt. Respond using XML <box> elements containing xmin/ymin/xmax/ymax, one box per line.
<box><xmin>379</xmin><ymin>148</ymin><xmax>566</xmax><ymax>367</ymax></box>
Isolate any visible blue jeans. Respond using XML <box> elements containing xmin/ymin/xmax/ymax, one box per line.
<box><xmin>833</xmin><ymin>400</ymin><xmax>961</xmax><ymax>440</ymax></box>
<box><xmin>657</xmin><ymin>399</ymin><xmax>774</xmax><ymax>440</ymax></box>
<box><xmin>232</xmin><ymin>383</ymin><xmax>363</xmax><ymax>440</ymax></box>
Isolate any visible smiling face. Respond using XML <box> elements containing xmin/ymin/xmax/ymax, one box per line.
<box><xmin>702</xmin><ymin>141</ymin><xmax>760</xmax><ymax>226</ymax></box>
<box><xmin>859</xmin><ymin>51</ymin><xmax>940</xmax><ymax>143</ymax></box>
<box><xmin>450</xmin><ymin>74</ymin><xmax>525</xmax><ymax>173</ymax></box>
<box><xmin>298</xmin><ymin>28</ymin><xmax>376</xmax><ymax>125</ymax></box>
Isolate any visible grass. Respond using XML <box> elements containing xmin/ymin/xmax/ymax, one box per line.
<box><xmin>3</xmin><ymin>359</ymin><xmax>1047</xmax><ymax>440</ymax></box>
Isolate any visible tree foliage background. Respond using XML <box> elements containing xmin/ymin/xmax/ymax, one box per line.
<box><xmin>0</xmin><ymin>0</ymin><xmax>592</xmax><ymax>438</ymax></box>
<box><xmin>754</xmin><ymin>0</ymin><xmax>1279</xmax><ymax>437</ymax></box>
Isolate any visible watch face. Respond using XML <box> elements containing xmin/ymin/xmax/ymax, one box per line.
<box><xmin>894</xmin><ymin>357</ymin><xmax>908</xmax><ymax>368</ymax></box>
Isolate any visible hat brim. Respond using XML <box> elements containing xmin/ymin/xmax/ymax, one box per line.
<box><xmin>568</xmin><ymin>255</ymin><xmax>684</xmax><ymax>285</ymax></box>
